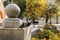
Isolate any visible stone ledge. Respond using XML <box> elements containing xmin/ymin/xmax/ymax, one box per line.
<box><xmin>0</xmin><ymin>23</ymin><xmax>2</xmax><ymax>27</ymax></box>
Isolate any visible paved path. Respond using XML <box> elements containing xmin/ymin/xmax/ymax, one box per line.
<box><xmin>31</xmin><ymin>24</ymin><xmax>60</xmax><ymax>34</ymax></box>
<box><xmin>38</xmin><ymin>17</ymin><xmax>60</xmax><ymax>25</ymax></box>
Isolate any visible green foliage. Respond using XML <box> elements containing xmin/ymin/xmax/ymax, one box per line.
<box><xmin>25</xmin><ymin>0</ymin><xmax>47</xmax><ymax>19</ymax></box>
<box><xmin>14</xmin><ymin>0</ymin><xmax>26</xmax><ymax>13</ymax></box>
<box><xmin>4</xmin><ymin>1</ymin><xmax>8</xmax><ymax>7</ymax></box>
<box><xmin>31</xmin><ymin>25</ymin><xmax>60</xmax><ymax>40</ymax></box>
<box><xmin>14</xmin><ymin>0</ymin><xmax>26</xmax><ymax>18</ymax></box>
<box><xmin>44</xmin><ymin>24</ymin><xmax>57</xmax><ymax>30</ymax></box>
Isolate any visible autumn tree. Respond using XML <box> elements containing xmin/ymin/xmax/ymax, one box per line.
<box><xmin>45</xmin><ymin>4</ymin><xmax>57</xmax><ymax>24</ymax></box>
<box><xmin>56</xmin><ymin>0</ymin><xmax>60</xmax><ymax>24</ymax></box>
<box><xmin>25</xmin><ymin>0</ymin><xmax>47</xmax><ymax>23</ymax></box>
<box><xmin>46</xmin><ymin>0</ymin><xmax>58</xmax><ymax>24</ymax></box>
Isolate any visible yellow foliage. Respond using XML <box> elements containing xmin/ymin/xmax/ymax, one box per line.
<box><xmin>25</xmin><ymin>0</ymin><xmax>47</xmax><ymax>19</ymax></box>
<box><xmin>31</xmin><ymin>37</ymin><xmax>39</xmax><ymax>40</ymax></box>
<box><xmin>38</xmin><ymin>0</ymin><xmax>47</xmax><ymax>6</ymax></box>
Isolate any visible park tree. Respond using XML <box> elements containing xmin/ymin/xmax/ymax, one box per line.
<box><xmin>44</xmin><ymin>0</ymin><xmax>58</xmax><ymax>24</ymax></box>
<box><xmin>25</xmin><ymin>0</ymin><xmax>58</xmax><ymax>24</ymax></box>
<box><xmin>25</xmin><ymin>0</ymin><xmax>47</xmax><ymax>23</ymax></box>
<box><xmin>56</xmin><ymin>0</ymin><xmax>60</xmax><ymax>24</ymax></box>
<box><xmin>45</xmin><ymin>4</ymin><xmax>57</xmax><ymax>25</ymax></box>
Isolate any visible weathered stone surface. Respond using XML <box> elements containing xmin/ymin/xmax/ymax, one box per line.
<box><xmin>5</xmin><ymin>4</ymin><xmax>20</xmax><ymax>18</ymax></box>
<box><xmin>3</xmin><ymin>18</ymin><xmax>22</xmax><ymax>28</ymax></box>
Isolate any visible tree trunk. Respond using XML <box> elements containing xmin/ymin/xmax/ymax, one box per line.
<box><xmin>56</xmin><ymin>13</ymin><xmax>58</xmax><ymax>24</ymax></box>
<box><xmin>50</xmin><ymin>13</ymin><xmax>51</xmax><ymax>25</ymax></box>
<box><xmin>45</xmin><ymin>14</ymin><xmax>49</xmax><ymax>24</ymax></box>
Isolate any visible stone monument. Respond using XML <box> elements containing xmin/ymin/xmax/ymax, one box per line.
<box><xmin>3</xmin><ymin>0</ymin><xmax>22</xmax><ymax>28</ymax></box>
<box><xmin>1</xmin><ymin>0</ymin><xmax>31</xmax><ymax>40</ymax></box>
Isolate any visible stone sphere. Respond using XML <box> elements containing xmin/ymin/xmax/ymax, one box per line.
<box><xmin>5</xmin><ymin>4</ymin><xmax>20</xmax><ymax>18</ymax></box>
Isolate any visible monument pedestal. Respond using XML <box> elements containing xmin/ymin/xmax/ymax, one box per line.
<box><xmin>0</xmin><ymin>26</ymin><xmax>32</xmax><ymax>40</ymax></box>
<box><xmin>2</xmin><ymin>18</ymin><xmax>32</xmax><ymax>40</ymax></box>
